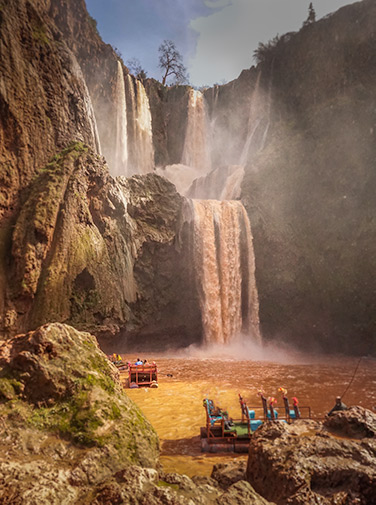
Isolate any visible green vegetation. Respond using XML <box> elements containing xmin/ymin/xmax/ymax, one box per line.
<box><xmin>0</xmin><ymin>376</ymin><xmax>23</xmax><ymax>401</ymax></box>
<box><xmin>32</xmin><ymin>24</ymin><xmax>50</xmax><ymax>45</ymax></box>
<box><xmin>87</xmin><ymin>14</ymin><xmax>99</xmax><ymax>36</ymax></box>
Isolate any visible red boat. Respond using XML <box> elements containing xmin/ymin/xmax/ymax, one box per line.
<box><xmin>128</xmin><ymin>362</ymin><xmax>158</xmax><ymax>388</ymax></box>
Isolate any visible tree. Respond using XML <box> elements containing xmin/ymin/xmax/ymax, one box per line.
<box><xmin>126</xmin><ymin>58</ymin><xmax>147</xmax><ymax>81</ymax></box>
<box><xmin>158</xmin><ymin>40</ymin><xmax>188</xmax><ymax>86</ymax></box>
<box><xmin>303</xmin><ymin>2</ymin><xmax>316</xmax><ymax>26</ymax></box>
<box><xmin>253</xmin><ymin>35</ymin><xmax>281</xmax><ymax>64</ymax></box>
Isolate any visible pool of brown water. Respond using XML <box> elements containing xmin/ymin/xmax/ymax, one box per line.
<box><xmin>120</xmin><ymin>351</ymin><xmax>376</xmax><ymax>477</ymax></box>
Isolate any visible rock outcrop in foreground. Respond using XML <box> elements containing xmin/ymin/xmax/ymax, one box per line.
<box><xmin>0</xmin><ymin>322</ymin><xmax>159</xmax><ymax>503</ymax></box>
<box><xmin>0</xmin><ymin>322</ymin><xmax>272</xmax><ymax>504</ymax></box>
<box><xmin>246</xmin><ymin>413</ymin><xmax>376</xmax><ymax>505</ymax></box>
<box><xmin>1</xmin><ymin>324</ymin><xmax>375</xmax><ymax>503</ymax></box>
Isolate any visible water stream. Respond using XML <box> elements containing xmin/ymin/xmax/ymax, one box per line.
<box><xmin>122</xmin><ymin>353</ymin><xmax>376</xmax><ymax>477</ymax></box>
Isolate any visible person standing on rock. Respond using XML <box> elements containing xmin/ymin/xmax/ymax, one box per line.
<box><xmin>328</xmin><ymin>396</ymin><xmax>348</xmax><ymax>416</ymax></box>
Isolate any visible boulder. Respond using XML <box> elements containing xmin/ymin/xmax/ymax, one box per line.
<box><xmin>0</xmin><ymin>323</ymin><xmax>159</xmax><ymax>503</ymax></box>
<box><xmin>324</xmin><ymin>405</ymin><xmax>376</xmax><ymax>438</ymax></box>
<box><xmin>211</xmin><ymin>461</ymin><xmax>247</xmax><ymax>489</ymax></box>
<box><xmin>215</xmin><ymin>481</ymin><xmax>275</xmax><ymax>505</ymax></box>
<box><xmin>246</xmin><ymin>420</ymin><xmax>376</xmax><ymax>505</ymax></box>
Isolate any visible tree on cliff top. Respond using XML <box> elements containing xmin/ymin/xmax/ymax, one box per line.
<box><xmin>303</xmin><ymin>2</ymin><xmax>316</xmax><ymax>26</ymax></box>
<box><xmin>158</xmin><ymin>40</ymin><xmax>188</xmax><ymax>86</ymax></box>
<box><xmin>127</xmin><ymin>57</ymin><xmax>147</xmax><ymax>81</ymax></box>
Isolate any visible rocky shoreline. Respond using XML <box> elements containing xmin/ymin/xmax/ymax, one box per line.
<box><xmin>0</xmin><ymin>323</ymin><xmax>375</xmax><ymax>504</ymax></box>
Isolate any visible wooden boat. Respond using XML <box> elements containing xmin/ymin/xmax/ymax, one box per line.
<box><xmin>200</xmin><ymin>391</ymin><xmax>311</xmax><ymax>453</ymax></box>
<box><xmin>128</xmin><ymin>362</ymin><xmax>158</xmax><ymax>388</ymax></box>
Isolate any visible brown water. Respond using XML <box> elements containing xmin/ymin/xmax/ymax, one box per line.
<box><xmin>121</xmin><ymin>351</ymin><xmax>376</xmax><ymax>477</ymax></box>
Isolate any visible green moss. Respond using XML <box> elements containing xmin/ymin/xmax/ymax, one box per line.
<box><xmin>157</xmin><ymin>481</ymin><xmax>179</xmax><ymax>490</ymax></box>
<box><xmin>32</xmin><ymin>24</ymin><xmax>50</xmax><ymax>45</ymax></box>
<box><xmin>28</xmin><ymin>390</ymin><xmax>107</xmax><ymax>447</ymax></box>
<box><xmin>0</xmin><ymin>377</ymin><xmax>23</xmax><ymax>401</ymax></box>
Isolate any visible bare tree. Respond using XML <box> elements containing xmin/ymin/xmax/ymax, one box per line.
<box><xmin>158</xmin><ymin>40</ymin><xmax>188</xmax><ymax>86</ymax></box>
<box><xmin>126</xmin><ymin>58</ymin><xmax>147</xmax><ymax>81</ymax></box>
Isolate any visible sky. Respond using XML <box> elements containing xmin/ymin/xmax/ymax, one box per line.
<box><xmin>85</xmin><ymin>0</ymin><xmax>357</xmax><ymax>87</ymax></box>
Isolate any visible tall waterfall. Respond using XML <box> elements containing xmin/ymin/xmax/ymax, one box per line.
<box><xmin>182</xmin><ymin>89</ymin><xmax>211</xmax><ymax>172</ymax></box>
<box><xmin>192</xmin><ymin>199</ymin><xmax>261</xmax><ymax>345</ymax></box>
<box><xmin>113</xmin><ymin>60</ymin><xmax>128</xmax><ymax>176</ymax></box>
<box><xmin>71</xmin><ymin>55</ymin><xmax>101</xmax><ymax>154</ymax></box>
<box><xmin>131</xmin><ymin>79</ymin><xmax>154</xmax><ymax>174</ymax></box>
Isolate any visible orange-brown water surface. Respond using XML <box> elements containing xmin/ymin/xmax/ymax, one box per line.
<box><xmin>120</xmin><ymin>348</ymin><xmax>376</xmax><ymax>477</ymax></box>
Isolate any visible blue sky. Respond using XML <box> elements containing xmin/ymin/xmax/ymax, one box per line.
<box><xmin>85</xmin><ymin>0</ymin><xmax>357</xmax><ymax>87</ymax></box>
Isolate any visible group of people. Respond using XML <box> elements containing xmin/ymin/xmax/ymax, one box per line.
<box><xmin>134</xmin><ymin>358</ymin><xmax>148</xmax><ymax>365</ymax></box>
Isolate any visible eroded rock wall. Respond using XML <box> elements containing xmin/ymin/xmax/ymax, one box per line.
<box><xmin>1</xmin><ymin>143</ymin><xmax>201</xmax><ymax>346</ymax></box>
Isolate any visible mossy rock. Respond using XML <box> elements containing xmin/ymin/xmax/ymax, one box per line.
<box><xmin>0</xmin><ymin>323</ymin><xmax>159</xmax><ymax>468</ymax></box>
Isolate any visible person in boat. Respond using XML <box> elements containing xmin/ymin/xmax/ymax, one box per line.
<box><xmin>135</xmin><ymin>358</ymin><xmax>143</xmax><ymax>365</ymax></box>
<box><xmin>328</xmin><ymin>396</ymin><xmax>347</xmax><ymax>416</ymax></box>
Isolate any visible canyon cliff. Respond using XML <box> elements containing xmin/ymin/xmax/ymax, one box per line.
<box><xmin>0</xmin><ymin>0</ymin><xmax>375</xmax><ymax>354</ymax></box>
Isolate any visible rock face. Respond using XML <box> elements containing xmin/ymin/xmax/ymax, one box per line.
<box><xmin>238</xmin><ymin>0</ymin><xmax>376</xmax><ymax>354</ymax></box>
<box><xmin>1</xmin><ymin>143</ymin><xmax>201</xmax><ymax>346</ymax></box>
<box><xmin>324</xmin><ymin>406</ymin><xmax>376</xmax><ymax>439</ymax></box>
<box><xmin>2</xmin><ymin>0</ymin><xmax>376</xmax><ymax>355</ymax></box>
<box><xmin>0</xmin><ymin>0</ymin><xmax>202</xmax><ymax>347</ymax></box>
<box><xmin>246</xmin><ymin>418</ymin><xmax>376</xmax><ymax>505</ymax></box>
<box><xmin>0</xmin><ymin>0</ymin><xmax>101</xmax><ymax>221</ymax></box>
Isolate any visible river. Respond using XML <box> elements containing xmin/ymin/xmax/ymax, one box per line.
<box><xmin>120</xmin><ymin>347</ymin><xmax>376</xmax><ymax>477</ymax></box>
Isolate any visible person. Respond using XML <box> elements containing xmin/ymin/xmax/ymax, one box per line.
<box><xmin>135</xmin><ymin>358</ymin><xmax>143</xmax><ymax>365</ymax></box>
<box><xmin>328</xmin><ymin>396</ymin><xmax>347</xmax><ymax>416</ymax></box>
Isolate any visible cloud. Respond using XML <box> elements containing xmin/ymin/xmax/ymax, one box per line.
<box><xmin>204</xmin><ymin>0</ymin><xmax>231</xmax><ymax>8</ymax></box>
<box><xmin>188</xmin><ymin>0</ymin><xmax>354</xmax><ymax>86</ymax></box>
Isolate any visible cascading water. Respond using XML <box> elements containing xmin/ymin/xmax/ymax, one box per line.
<box><xmin>113</xmin><ymin>60</ymin><xmax>128</xmax><ymax>176</ymax></box>
<box><xmin>192</xmin><ymin>199</ymin><xmax>261</xmax><ymax>345</ymax></box>
<box><xmin>239</xmin><ymin>69</ymin><xmax>273</xmax><ymax>164</ymax></box>
<box><xmin>132</xmin><ymin>79</ymin><xmax>154</xmax><ymax>174</ymax></box>
<box><xmin>182</xmin><ymin>89</ymin><xmax>211</xmax><ymax>172</ymax></box>
<box><xmin>71</xmin><ymin>56</ymin><xmax>101</xmax><ymax>154</ymax></box>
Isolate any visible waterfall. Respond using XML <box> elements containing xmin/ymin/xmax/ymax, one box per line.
<box><xmin>113</xmin><ymin>60</ymin><xmax>128</xmax><ymax>176</ymax></box>
<box><xmin>239</xmin><ymin>71</ymin><xmax>263</xmax><ymax>165</ymax></box>
<box><xmin>239</xmin><ymin>69</ymin><xmax>273</xmax><ymax>164</ymax></box>
<box><xmin>70</xmin><ymin>55</ymin><xmax>101</xmax><ymax>154</ymax></box>
<box><xmin>220</xmin><ymin>165</ymin><xmax>245</xmax><ymax>200</ymax></box>
<box><xmin>131</xmin><ymin>79</ymin><xmax>154</xmax><ymax>174</ymax></box>
<box><xmin>182</xmin><ymin>89</ymin><xmax>211</xmax><ymax>172</ymax></box>
<box><xmin>192</xmin><ymin>199</ymin><xmax>261</xmax><ymax>345</ymax></box>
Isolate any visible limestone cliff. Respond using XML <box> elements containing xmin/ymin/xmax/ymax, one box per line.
<box><xmin>1</xmin><ymin>143</ymin><xmax>201</xmax><ymax>346</ymax></box>
<box><xmin>1</xmin><ymin>0</ymin><xmax>376</xmax><ymax>355</ymax></box>
<box><xmin>239</xmin><ymin>0</ymin><xmax>376</xmax><ymax>354</ymax></box>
